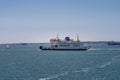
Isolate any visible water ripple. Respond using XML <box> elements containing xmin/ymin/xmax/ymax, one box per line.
<box><xmin>38</xmin><ymin>55</ymin><xmax>120</xmax><ymax>80</ymax></box>
<box><xmin>38</xmin><ymin>72</ymin><xmax>68</xmax><ymax>80</ymax></box>
<box><xmin>97</xmin><ymin>55</ymin><xmax>120</xmax><ymax>69</ymax></box>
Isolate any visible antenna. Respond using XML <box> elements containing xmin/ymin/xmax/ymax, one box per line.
<box><xmin>77</xmin><ymin>34</ymin><xmax>80</xmax><ymax>42</ymax></box>
<box><xmin>56</xmin><ymin>34</ymin><xmax>59</xmax><ymax>39</ymax></box>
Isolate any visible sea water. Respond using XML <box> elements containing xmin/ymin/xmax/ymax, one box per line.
<box><xmin>0</xmin><ymin>43</ymin><xmax>120</xmax><ymax>80</ymax></box>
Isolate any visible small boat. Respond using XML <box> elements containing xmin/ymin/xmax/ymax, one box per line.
<box><xmin>6</xmin><ymin>44</ymin><xmax>10</xmax><ymax>49</ymax></box>
<box><xmin>40</xmin><ymin>35</ymin><xmax>90</xmax><ymax>51</ymax></box>
<box><xmin>20</xmin><ymin>43</ymin><xmax>28</xmax><ymax>45</ymax></box>
<box><xmin>108</xmin><ymin>41</ymin><xmax>120</xmax><ymax>45</ymax></box>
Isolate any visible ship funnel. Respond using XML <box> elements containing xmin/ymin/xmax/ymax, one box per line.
<box><xmin>65</xmin><ymin>37</ymin><xmax>70</xmax><ymax>41</ymax></box>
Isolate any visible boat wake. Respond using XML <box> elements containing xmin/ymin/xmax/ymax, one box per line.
<box><xmin>89</xmin><ymin>48</ymin><xmax>120</xmax><ymax>51</ymax></box>
<box><xmin>38</xmin><ymin>72</ymin><xmax>68</xmax><ymax>80</ymax></box>
<box><xmin>38</xmin><ymin>67</ymin><xmax>95</xmax><ymax>80</ymax></box>
<box><xmin>73</xmin><ymin>67</ymin><xmax>94</xmax><ymax>73</ymax></box>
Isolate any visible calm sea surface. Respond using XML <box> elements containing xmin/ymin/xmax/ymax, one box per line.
<box><xmin>0</xmin><ymin>43</ymin><xmax>120</xmax><ymax>80</ymax></box>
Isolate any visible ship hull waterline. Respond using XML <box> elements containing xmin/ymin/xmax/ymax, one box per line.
<box><xmin>40</xmin><ymin>46</ymin><xmax>89</xmax><ymax>51</ymax></box>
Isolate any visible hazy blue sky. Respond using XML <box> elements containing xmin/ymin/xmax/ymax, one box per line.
<box><xmin>0</xmin><ymin>0</ymin><xmax>120</xmax><ymax>43</ymax></box>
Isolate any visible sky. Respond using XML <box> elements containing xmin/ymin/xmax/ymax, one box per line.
<box><xmin>0</xmin><ymin>0</ymin><xmax>120</xmax><ymax>43</ymax></box>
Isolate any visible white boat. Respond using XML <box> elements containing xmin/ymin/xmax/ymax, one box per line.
<box><xmin>40</xmin><ymin>35</ymin><xmax>90</xmax><ymax>51</ymax></box>
<box><xmin>6</xmin><ymin>44</ymin><xmax>10</xmax><ymax>49</ymax></box>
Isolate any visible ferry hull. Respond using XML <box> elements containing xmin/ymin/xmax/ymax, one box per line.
<box><xmin>41</xmin><ymin>49</ymin><xmax>88</xmax><ymax>51</ymax></box>
<box><xmin>40</xmin><ymin>46</ymin><xmax>89</xmax><ymax>51</ymax></box>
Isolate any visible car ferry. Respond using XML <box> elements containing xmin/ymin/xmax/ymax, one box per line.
<box><xmin>40</xmin><ymin>35</ymin><xmax>90</xmax><ymax>51</ymax></box>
